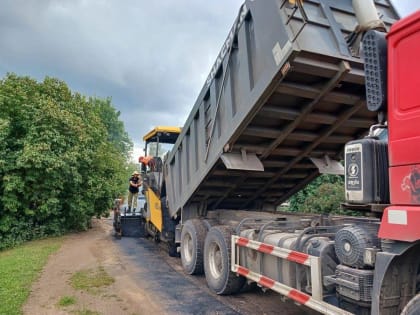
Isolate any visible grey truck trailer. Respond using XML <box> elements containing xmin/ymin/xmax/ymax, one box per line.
<box><xmin>138</xmin><ymin>1</ymin><xmax>420</xmax><ymax>314</ymax></box>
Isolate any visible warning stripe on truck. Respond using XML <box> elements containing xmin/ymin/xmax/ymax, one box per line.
<box><xmin>235</xmin><ymin>236</ymin><xmax>310</xmax><ymax>265</ymax></box>
<box><xmin>236</xmin><ymin>265</ymin><xmax>309</xmax><ymax>303</ymax></box>
<box><xmin>232</xmin><ymin>235</ymin><xmax>353</xmax><ymax>315</ymax></box>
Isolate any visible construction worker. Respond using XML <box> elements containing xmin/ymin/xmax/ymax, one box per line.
<box><xmin>127</xmin><ymin>171</ymin><xmax>142</xmax><ymax>213</ymax></box>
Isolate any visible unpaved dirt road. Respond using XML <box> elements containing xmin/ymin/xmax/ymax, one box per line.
<box><xmin>24</xmin><ymin>217</ymin><xmax>317</xmax><ymax>315</ymax></box>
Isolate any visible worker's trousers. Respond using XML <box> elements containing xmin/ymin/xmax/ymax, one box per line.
<box><xmin>127</xmin><ymin>191</ymin><xmax>138</xmax><ymax>210</ymax></box>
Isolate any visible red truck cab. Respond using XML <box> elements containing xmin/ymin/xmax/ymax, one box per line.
<box><xmin>379</xmin><ymin>10</ymin><xmax>420</xmax><ymax>241</ymax></box>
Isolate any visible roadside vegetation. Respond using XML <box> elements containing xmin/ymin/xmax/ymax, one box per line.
<box><xmin>288</xmin><ymin>174</ymin><xmax>350</xmax><ymax>214</ymax></box>
<box><xmin>0</xmin><ymin>237</ymin><xmax>63</xmax><ymax>315</ymax></box>
<box><xmin>0</xmin><ymin>73</ymin><xmax>133</xmax><ymax>250</ymax></box>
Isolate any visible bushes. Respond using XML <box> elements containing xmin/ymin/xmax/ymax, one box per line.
<box><xmin>0</xmin><ymin>74</ymin><xmax>132</xmax><ymax>249</ymax></box>
<box><xmin>288</xmin><ymin>174</ymin><xmax>346</xmax><ymax>214</ymax></box>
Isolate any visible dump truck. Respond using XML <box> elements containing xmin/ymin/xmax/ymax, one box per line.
<box><xmin>137</xmin><ymin>1</ymin><xmax>420</xmax><ymax>314</ymax></box>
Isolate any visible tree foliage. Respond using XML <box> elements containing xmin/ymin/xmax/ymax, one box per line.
<box><xmin>0</xmin><ymin>74</ymin><xmax>132</xmax><ymax>249</ymax></box>
<box><xmin>288</xmin><ymin>174</ymin><xmax>347</xmax><ymax>214</ymax></box>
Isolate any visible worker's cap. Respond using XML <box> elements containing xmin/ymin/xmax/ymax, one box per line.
<box><xmin>132</xmin><ymin>171</ymin><xmax>140</xmax><ymax>176</ymax></box>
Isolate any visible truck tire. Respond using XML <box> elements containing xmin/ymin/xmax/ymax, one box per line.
<box><xmin>204</xmin><ymin>225</ymin><xmax>245</xmax><ymax>295</ymax></box>
<box><xmin>181</xmin><ymin>219</ymin><xmax>207</xmax><ymax>275</ymax></box>
<box><xmin>401</xmin><ymin>294</ymin><xmax>420</xmax><ymax>315</ymax></box>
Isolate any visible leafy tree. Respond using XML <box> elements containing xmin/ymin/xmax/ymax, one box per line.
<box><xmin>90</xmin><ymin>97</ymin><xmax>132</xmax><ymax>159</ymax></box>
<box><xmin>0</xmin><ymin>74</ymin><xmax>132</xmax><ymax>249</ymax></box>
<box><xmin>288</xmin><ymin>174</ymin><xmax>346</xmax><ymax>214</ymax></box>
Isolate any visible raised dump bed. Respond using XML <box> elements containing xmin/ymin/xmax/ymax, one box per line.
<box><xmin>163</xmin><ymin>0</ymin><xmax>398</xmax><ymax>218</ymax></box>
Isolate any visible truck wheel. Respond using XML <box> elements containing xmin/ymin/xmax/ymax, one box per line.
<box><xmin>204</xmin><ymin>225</ymin><xmax>245</xmax><ymax>295</ymax></box>
<box><xmin>401</xmin><ymin>293</ymin><xmax>420</xmax><ymax>315</ymax></box>
<box><xmin>181</xmin><ymin>219</ymin><xmax>207</xmax><ymax>275</ymax></box>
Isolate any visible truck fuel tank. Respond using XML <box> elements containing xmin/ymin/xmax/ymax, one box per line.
<box><xmin>239</xmin><ymin>228</ymin><xmax>338</xmax><ymax>293</ymax></box>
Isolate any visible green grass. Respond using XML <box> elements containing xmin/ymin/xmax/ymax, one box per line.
<box><xmin>0</xmin><ymin>237</ymin><xmax>63</xmax><ymax>315</ymax></box>
<box><xmin>58</xmin><ymin>295</ymin><xmax>77</xmax><ymax>307</ymax></box>
<box><xmin>70</xmin><ymin>266</ymin><xmax>114</xmax><ymax>294</ymax></box>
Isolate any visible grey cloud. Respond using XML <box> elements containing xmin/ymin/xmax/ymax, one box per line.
<box><xmin>0</xmin><ymin>0</ymin><xmax>243</xmax><ymax>152</ymax></box>
<box><xmin>4</xmin><ymin>0</ymin><xmax>411</xmax><ymax>160</ymax></box>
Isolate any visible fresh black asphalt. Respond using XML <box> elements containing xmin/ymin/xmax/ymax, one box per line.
<box><xmin>115</xmin><ymin>235</ymin><xmax>240</xmax><ymax>315</ymax></box>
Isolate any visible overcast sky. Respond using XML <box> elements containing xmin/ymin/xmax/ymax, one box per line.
<box><xmin>0</xmin><ymin>1</ymin><xmax>418</xmax><ymax>161</ymax></box>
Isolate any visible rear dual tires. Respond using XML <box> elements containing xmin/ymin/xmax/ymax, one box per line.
<box><xmin>181</xmin><ymin>219</ymin><xmax>207</xmax><ymax>275</ymax></box>
<box><xmin>204</xmin><ymin>225</ymin><xmax>245</xmax><ymax>295</ymax></box>
<box><xmin>180</xmin><ymin>220</ymin><xmax>245</xmax><ymax>294</ymax></box>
